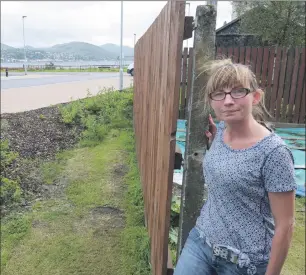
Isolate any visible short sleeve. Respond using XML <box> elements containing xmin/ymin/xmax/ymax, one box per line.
<box><xmin>262</xmin><ymin>145</ymin><xmax>297</xmax><ymax>192</ymax></box>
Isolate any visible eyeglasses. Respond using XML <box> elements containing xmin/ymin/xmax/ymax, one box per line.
<box><xmin>209</xmin><ymin>88</ymin><xmax>251</xmax><ymax>101</ymax></box>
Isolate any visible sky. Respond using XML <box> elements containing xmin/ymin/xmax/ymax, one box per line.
<box><xmin>1</xmin><ymin>1</ymin><xmax>233</xmax><ymax>49</ymax></box>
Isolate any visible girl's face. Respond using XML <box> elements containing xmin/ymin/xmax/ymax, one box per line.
<box><xmin>209</xmin><ymin>85</ymin><xmax>262</xmax><ymax>123</ymax></box>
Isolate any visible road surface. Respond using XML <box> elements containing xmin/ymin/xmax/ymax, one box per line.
<box><xmin>1</xmin><ymin>72</ymin><xmax>121</xmax><ymax>89</ymax></box>
<box><xmin>1</xmin><ymin>72</ymin><xmax>133</xmax><ymax>113</ymax></box>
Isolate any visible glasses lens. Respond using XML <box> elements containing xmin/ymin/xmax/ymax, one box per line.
<box><xmin>231</xmin><ymin>88</ymin><xmax>248</xmax><ymax>99</ymax></box>
<box><xmin>210</xmin><ymin>92</ymin><xmax>225</xmax><ymax>100</ymax></box>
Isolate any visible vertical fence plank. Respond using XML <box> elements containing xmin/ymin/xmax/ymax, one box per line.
<box><xmin>261</xmin><ymin>47</ymin><xmax>270</xmax><ymax>88</ymax></box>
<box><xmin>245</xmin><ymin>47</ymin><xmax>251</xmax><ymax>65</ymax></box>
<box><xmin>275</xmin><ymin>47</ymin><xmax>288</xmax><ymax>121</ymax></box>
<box><xmin>239</xmin><ymin>47</ymin><xmax>245</xmax><ymax>64</ymax></box>
<box><xmin>216</xmin><ymin>47</ymin><xmax>222</xmax><ymax>59</ymax></box>
<box><xmin>293</xmin><ymin>48</ymin><xmax>306</xmax><ymax>123</ymax></box>
<box><xmin>233</xmin><ymin>47</ymin><xmax>239</xmax><ymax>63</ymax></box>
<box><xmin>298</xmin><ymin>81</ymin><xmax>306</xmax><ymax>124</ymax></box>
<box><xmin>265</xmin><ymin>47</ymin><xmax>275</xmax><ymax>111</ymax></box>
<box><xmin>269</xmin><ymin>47</ymin><xmax>282</xmax><ymax>116</ymax></box>
<box><xmin>180</xmin><ymin>48</ymin><xmax>188</xmax><ymax>118</ymax></box>
<box><xmin>250</xmin><ymin>47</ymin><xmax>258</xmax><ymax>71</ymax></box>
<box><xmin>228</xmin><ymin>47</ymin><xmax>233</xmax><ymax>60</ymax></box>
<box><xmin>281</xmin><ymin>48</ymin><xmax>295</xmax><ymax>122</ymax></box>
<box><xmin>255</xmin><ymin>47</ymin><xmax>263</xmax><ymax>82</ymax></box>
<box><xmin>287</xmin><ymin>48</ymin><xmax>301</xmax><ymax>122</ymax></box>
<box><xmin>222</xmin><ymin>47</ymin><xmax>228</xmax><ymax>58</ymax></box>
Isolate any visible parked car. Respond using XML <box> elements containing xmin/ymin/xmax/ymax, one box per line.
<box><xmin>127</xmin><ymin>62</ymin><xmax>134</xmax><ymax>76</ymax></box>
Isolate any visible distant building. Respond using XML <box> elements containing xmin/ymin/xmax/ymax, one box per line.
<box><xmin>216</xmin><ymin>17</ymin><xmax>268</xmax><ymax>48</ymax></box>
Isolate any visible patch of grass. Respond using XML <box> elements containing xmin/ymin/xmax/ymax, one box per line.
<box><xmin>282</xmin><ymin>197</ymin><xmax>305</xmax><ymax>275</ymax></box>
<box><xmin>41</xmin><ymin>151</ymin><xmax>74</xmax><ymax>185</ymax></box>
<box><xmin>1</xmin><ymin>215</ymin><xmax>32</xmax><ymax>267</ymax></box>
<box><xmin>0</xmin><ymin>139</ymin><xmax>21</xmax><ymax>205</ymax></box>
<box><xmin>1</xmin><ymin>89</ymin><xmax>150</xmax><ymax>275</ymax></box>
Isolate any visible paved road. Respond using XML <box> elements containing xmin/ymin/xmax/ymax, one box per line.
<box><xmin>1</xmin><ymin>73</ymin><xmax>133</xmax><ymax>113</ymax></box>
<box><xmin>1</xmin><ymin>72</ymin><xmax>122</xmax><ymax>89</ymax></box>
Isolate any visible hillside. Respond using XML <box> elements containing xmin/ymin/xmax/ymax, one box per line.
<box><xmin>101</xmin><ymin>43</ymin><xmax>134</xmax><ymax>57</ymax></box>
<box><xmin>0</xmin><ymin>43</ymin><xmax>15</xmax><ymax>51</ymax></box>
<box><xmin>1</xmin><ymin>42</ymin><xmax>134</xmax><ymax>62</ymax></box>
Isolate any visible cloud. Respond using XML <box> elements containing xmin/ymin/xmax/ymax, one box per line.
<box><xmin>1</xmin><ymin>1</ymin><xmax>232</xmax><ymax>48</ymax></box>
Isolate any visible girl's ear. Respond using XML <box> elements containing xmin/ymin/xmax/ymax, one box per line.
<box><xmin>252</xmin><ymin>89</ymin><xmax>263</xmax><ymax>105</ymax></box>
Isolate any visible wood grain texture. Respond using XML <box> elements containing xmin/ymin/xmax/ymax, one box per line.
<box><xmin>133</xmin><ymin>1</ymin><xmax>185</xmax><ymax>274</ymax></box>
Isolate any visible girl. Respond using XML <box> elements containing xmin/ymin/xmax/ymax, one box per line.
<box><xmin>174</xmin><ymin>59</ymin><xmax>296</xmax><ymax>275</ymax></box>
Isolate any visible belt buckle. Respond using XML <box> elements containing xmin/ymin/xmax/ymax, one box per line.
<box><xmin>213</xmin><ymin>245</ymin><xmax>239</xmax><ymax>264</ymax></box>
<box><xmin>212</xmin><ymin>245</ymin><xmax>228</xmax><ymax>260</ymax></box>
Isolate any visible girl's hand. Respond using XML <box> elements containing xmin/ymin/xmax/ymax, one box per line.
<box><xmin>205</xmin><ymin>114</ymin><xmax>217</xmax><ymax>149</ymax></box>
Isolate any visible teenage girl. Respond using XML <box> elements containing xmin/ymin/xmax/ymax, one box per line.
<box><xmin>174</xmin><ymin>59</ymin><xmax>296</xmax><ymax>275</ymax></box>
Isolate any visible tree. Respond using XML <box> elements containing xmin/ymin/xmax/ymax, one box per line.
<box><xmin>232</xmin><ymin>1</ymin><xmax>305</xmax><ymax>46</ymax></box>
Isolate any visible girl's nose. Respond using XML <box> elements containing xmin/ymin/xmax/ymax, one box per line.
<box><xmin>223</xmin><ymin>94</ymin><xmax>234</xmax><ymax>105</ymax></box>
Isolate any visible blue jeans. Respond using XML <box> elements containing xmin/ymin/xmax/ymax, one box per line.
<box><xmin>174</xmin><ymin>228</ymin><xmax>268</xmax><ymax>275</ymax></box>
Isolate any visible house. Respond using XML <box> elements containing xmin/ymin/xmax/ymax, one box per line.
<box><xmin>216</xmin><ymin>17</ymin><xmax>267</xmax><ymax>48</ymax></box>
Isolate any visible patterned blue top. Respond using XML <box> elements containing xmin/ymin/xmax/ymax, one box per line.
<box><xmin>195</xmin><ymin>121</ymin><xmax>297</xmax><ymax>264</ymax></box>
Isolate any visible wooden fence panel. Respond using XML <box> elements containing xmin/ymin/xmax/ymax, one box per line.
<box><xmin>261</xmin><ymin>47</ymin><xmax>270</xmax><ymax>88</ymax></box>
<box><xmin>245</xmin><ymin>47</ymin><xmax>251</xmax><ymax>65</ymax></box>
<box><xmin>216</xmin><ymin>47</ymin><xmax>223</xmax><ymax>58</ymax></box>
<box><xmin>269</xmin><ymin>47</ymin><xmax>282</xmax><ymax>115</ymax></box>
<box><xmin>255</xmin><ymin>47</ymin><xmax>263</xmax><ymax>81</ymax></box>
<box><xmin>214</xmin><ymin>46</ymin><xmax>305</xmax><ymax>124</ymax></box>
<box><xmin>265</xmin><ymin>47</ymin><xmax>276</xmax><ymax>110</ymax></box>
<box><xmin>239</xmin><ymin>47</ymin><xmax>245</xmax><ymax>64</ymax></box>
<box><xmin>293</xmin><ymin>48</ymin><xmax>306</xmax><ymax>123</ymax></box>
<box><xmin>281</xmin><ymin>48</ymin><xmax>295</xmax><ymax>121</ymax></box>
<box><xmin>228</xmin><ymin>47</ymin><xmax>233</xmax><ymax>59</ymax></box>
<box><xmin>299</xmin><ymin>81</ymin><xmax>306</xmax><ymax>124</ymax></box>
<box><xmin>275</xmin><ymin>47</ymin><xmax>288</xmax><ymax>121</ymax></box>
<box><xmin>233</xmin><ymin>47</ymin><xmax>239</xmax><ymax>63</ymax></box>
<box><xmin>250</xmin><ymin>47</ymin><xmax>258</xmax><ymax>71</ymax></box>
<box><xmin>287</xmin><ymin>48</ymin><xmax>300</xmax><ymax>121</ymax></box>
<box><xmin>133</xmin><ymin>1</ymin><xmax>185</xmax><ymax>274</ymax></box>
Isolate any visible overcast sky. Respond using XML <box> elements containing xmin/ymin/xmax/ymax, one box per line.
<box><xmin>1</xmin><ymin>1</ymin><xmax>232</xmax><ymax>48</ymax></box>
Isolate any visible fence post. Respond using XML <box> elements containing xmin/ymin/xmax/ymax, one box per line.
<box><xmin>177</xmin><ymin>5</ymin><xmax>216</xmax><ymax>255</ymax></box>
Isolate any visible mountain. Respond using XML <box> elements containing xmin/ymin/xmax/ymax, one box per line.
<box><xmin>100</xmin><ymin>43</ymin><xmax>134</xmax><ymax>57</ymax></box>
<box><xmin>49</xmin><ymin>42</ymin><xmax>116</xmax><ymax>59</ymax></box>
<box><xmin>1</xmin><ymin>42</ymin><xmax>134</xmax><ymax>62</ymax></box>
<box><xmin>1</xmin><ymin>43</ymin><xmax>15</xmax><ymax>50</ymax></box>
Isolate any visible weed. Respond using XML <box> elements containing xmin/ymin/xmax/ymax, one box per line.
<box><xmin>39</xmin><ymin>114</ymin><xmax>46</xmax><ymax>120</ymax></box>
<box><xmin>0</xmin><ymin>139</ymin><xmax>21</xmax><ymax>205</ymax></box>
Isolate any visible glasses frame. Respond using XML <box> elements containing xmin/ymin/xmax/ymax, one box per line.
<box><xmin>209</xmin><ymin>88</ymin><xmax>252</xmax><ymax>101</ymax></box>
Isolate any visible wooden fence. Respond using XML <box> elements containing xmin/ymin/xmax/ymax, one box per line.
<box><xmin>179</xmin><ymin>47</ymin><xmax>305</xmax><ymax>124</ymax></box>
<box><xmin>133</xmin><ymin>1</ymin><xmax>185</xmax><ymax>274</ymax></box>
<box><xmin>216</xmin><ymin>47</ymin><xmax>306</xmax><ymax>124</ymax></box>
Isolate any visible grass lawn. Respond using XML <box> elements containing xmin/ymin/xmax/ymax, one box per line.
<box><xmin>282</xmin><ymin>197</ymin><xmax>305</xmax><ymax>275</ymax></box>
<box><xmin>1</xmin><ymin>90</ymin><xmax>150</xmax><ymax>275</ymax></box>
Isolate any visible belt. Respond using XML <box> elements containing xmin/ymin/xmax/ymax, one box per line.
<box><xmin>198</xmin><ymin>231</ymin><xmax>257</xmax><ymax>275</ymax></box>
<box><xmin>205</xmin><ymin>237</ymin><xmax>239</xmax><ymax>264</ymax></box>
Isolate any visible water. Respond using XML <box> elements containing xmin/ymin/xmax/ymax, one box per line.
<box><xmin>1</xmin><ymin>60</ymin><xmax>134</xmax><ymax>69</ymax></box>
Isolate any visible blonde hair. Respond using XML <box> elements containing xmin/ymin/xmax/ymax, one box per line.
<box><xmin>201</xmin><ymin>59</ymin><xmax>271</xmax><ymax>125</ymax></box>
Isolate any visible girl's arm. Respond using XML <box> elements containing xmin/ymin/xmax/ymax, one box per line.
<box><xmin>262</xmin><ymin>145</ymin><xmax>297</xmax><ymax>275</ymax></box>
<box><xmin>265</xmin><ymin>191</ymin><xmax>295</xmax><ymax>275</ymax></box>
